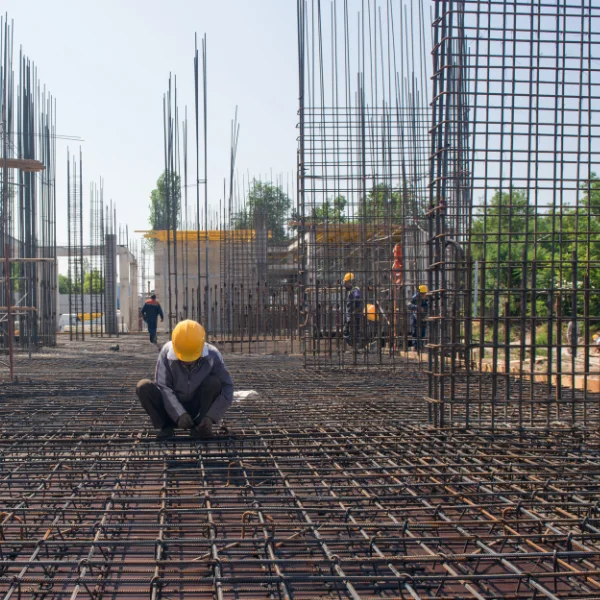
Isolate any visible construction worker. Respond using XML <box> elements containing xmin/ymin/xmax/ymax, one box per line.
<box><xmin>365</xmin><ymin>303</ymin><xmax>379</xmax><ymax>351</ymax></box>
<box><xmin>141</xmin><ymin>294</ymin><xmax>164</xmax><ymax>344</ymax></box>
<box><xmin>136</xmin><ymin>319</ymin><xmax>233</xmax><ymax>440</ymax></box>
<box><xmin>409</xmin><ymin>285</ymin><xmax>428</xmax><ymax>350</ymax></box>
<box><xmin>343</xmin><ymin>272</ymin><xmax>363</xmax><ymax>346</ymax></box>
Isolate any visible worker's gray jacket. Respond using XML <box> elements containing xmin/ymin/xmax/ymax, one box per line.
<box><xmin>155</xmin><ymin>341</ymin><xmax>234</xmax><ymax>423</ymax></box>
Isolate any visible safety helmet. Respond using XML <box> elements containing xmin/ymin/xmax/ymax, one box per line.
<box><xmin>172</xmin><ymin>320</ymin><xmax>206</xmax><ymax>362</ymax></box>
<box><xmin>366</xmin><ymin>303</ymin><xmax>378</xmax><ymax>322</ymax></box>
<box><xmin>343</xmin><ymin>272</ymin><xmax>355</xmax><ymax>283</ymax></box>
<box><xmin>419</xmin><ymin>285</ymin><xmax>428</xmax><ymax>294</ymax></box>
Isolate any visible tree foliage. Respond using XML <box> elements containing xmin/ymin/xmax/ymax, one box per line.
<box><xmin>470</xmin><ymin>177</ymin><xmax>600</xmax><ymax>317</ymax></box>
<box><xmin>83</xmin><ymin>269</ymin><xmax>104</xmax><ymax>294</ymax></box>
<box><xmin>233</xmin><ymin>181</ymin><xmax>292</xmax><ymax>243</ymax></box>
<box><xmin>59</xmin><ymin>274</ymin><xmax>80</xmax><ymax>294</ymax></box>
<box><xmin>312</xmin><ymin>195</ymin><xmax>346</xmax><ymax>223</ymax></box>
<box><xmin>361</xmin><ymin>183</ymin><xmax>418</xmax><ymax>223</ymax></box>
<box><xmin>58</xmin><ymin>269</ymin><xmax>104</xmax><ymax>295</ymax></box>
<box><xmin>149</xmin><ymin>171</ymin><xmax>181</xmax><ymax>231</ymax></box>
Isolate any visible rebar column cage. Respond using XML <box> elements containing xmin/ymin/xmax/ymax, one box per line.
<box><xmin>0</xmin><ymin>16</ymin><xmax>57</xmax><ymax>365</ymax></box>
<box><xmin>297</xmin><ymin>0</ymin><xmax>432</xmax><ymax>370</ymax></box>
<box><xmin>427</xmin><ymin>0</ymin><xmax>600</xmax><ymax>430</ymax></box>
<box><xmin>66</xmin><ymin>150</ymin><xmax>84</xmax><ymax>342</ymax></box>
<box><xmin>88</xmin><ymin>180</ymin><xmax>105</xmax><ymax>337</ymax></box>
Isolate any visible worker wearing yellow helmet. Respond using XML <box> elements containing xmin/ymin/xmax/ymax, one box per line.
<box><xmin>136</xmin><ymin>320</ymin><xmax>234</xmax><ymax>440</ymax></box>
<box><xmin>343</xmin><ymin>272</ymin><xmax>363</xmax><ymax>346</ymax></box>
<box><xmin>409</xmin><ymin>284</ymin><xmax>429</xmax><ymax>351</ymax></box>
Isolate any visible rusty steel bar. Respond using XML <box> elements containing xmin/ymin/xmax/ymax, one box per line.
<box><xmin>1</xmin><ymin>338</ymin><xmax>600</xmax><ymax>598</ymax></box>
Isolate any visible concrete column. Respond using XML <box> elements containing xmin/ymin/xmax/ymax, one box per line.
<box><xmin>55</xmin><ymin>266</ymin><xmax>60</xmax><ymax>333</ymax></box>
<box><xmin>130</xmin><ymin>261</ymin><xmax>139</xmax><ymax>331</ymax></box>
<box><xmin>104</xmin><ymin>234</ymin><xmax>118</xmax><ymax>335</ymax></box>
<box><xmin>119</xmin><ymin>251</ymin><xmax>130</xmax><ymax>331</ymax></box>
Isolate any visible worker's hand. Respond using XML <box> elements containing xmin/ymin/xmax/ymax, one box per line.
<box><xmin>177</xmin><ymin>413</ymin><xmax>194</xmax><ymax>430</ymax></box>
<box><xmin>195</xmin><ymin>416</ymin><xmax>214</xmax><ymax>438</ymax></box>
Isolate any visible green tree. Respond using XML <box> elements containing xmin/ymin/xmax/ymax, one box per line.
<box><xmin>550</xmin><ymin>173</ymin><xmax>600</xmax><ymax>317</ymax></box>
<box><xmin>58</xmin><ymin>274</ymin><xmax>81</xmax><ymax>294</ymax></box>
<box><xmin>233</xmin><ymin>181</ymin><xmax>292</xmax><ymax>243</ymax></box>
<box><xmin>58</xmin><ymin>275</ymin><xmax>69</xmax><ymax>294</ymax></box>
<box><xmin>312</xmin><ymin>195</ymin><xmax>346</xmax><ymax>223</ymax></box>
<box><xmin>470</xmin><ymin>189</ymin><xmax>548</xmax><ymax>315</ymax></box>
<box><xmin>468</xmin><ymin>184</ymin><xmax>600</xmax><ymax>318</ymax></box>
<box><xmin>83</xmin><ymin>269</ymin><xmax>104</xmax><ymax>294</ymax></box>
<box><xmin>362</xmin><ymin>183</ymin><xmax>414</xmax><ymax>223</ymax></box>
<box><xmin>581</xmin><ymin>172</ymin><xmax>600</xmax><ymax>212</ymax></box>
<box><xmin>149</xmin><ymin>171</ymin><xmax>181</xmax><ymax>231</ymax></box>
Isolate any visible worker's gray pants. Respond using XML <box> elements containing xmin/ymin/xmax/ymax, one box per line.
<box><xmin>136</xmin><ymin>376</ymin><xmax>221</xmax><ymax>430</ymax></box>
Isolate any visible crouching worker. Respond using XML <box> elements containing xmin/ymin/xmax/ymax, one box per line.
<box><xmin>136</xmin><ymin>319</ymin><xmax>233</xmax><ymax>440</ymax></box>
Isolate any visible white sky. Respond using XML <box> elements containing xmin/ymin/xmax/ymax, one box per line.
<box><xmin>3</xmin><ymin>0</ymin><xmax>299</xmax><ymax>247</ymax></box>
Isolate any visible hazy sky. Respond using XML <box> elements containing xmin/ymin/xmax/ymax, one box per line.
<box><xmin>4</xmin><ymin>0</ymin><xmax>299</xmax><ymax>246</ymax></box>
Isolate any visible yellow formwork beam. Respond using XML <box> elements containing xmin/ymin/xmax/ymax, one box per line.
<box><xmin>135</xmin><ymin>230</ymin><xmax>272</xmax><ymax>243</ymax></box>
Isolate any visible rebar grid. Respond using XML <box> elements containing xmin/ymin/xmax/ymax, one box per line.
<box><xmin>297</xmin><ymin>0</ymin><xmax>433</xmax><ymax>370</ymax></box>
<box><xmin>427</xmin><ymin>0</ymin><xmax>600</xmax><ymax>430</ymax></box>
<box><xmin>1</xmin><ymin>338</ymin><xmax>599</xmax><ymax>599</ymax></box>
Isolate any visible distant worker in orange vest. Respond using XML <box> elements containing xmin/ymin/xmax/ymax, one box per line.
<box><xmin>141</xmin><ymin>294</ymin><xmax>164</xmax><ymax>344</ymax></box>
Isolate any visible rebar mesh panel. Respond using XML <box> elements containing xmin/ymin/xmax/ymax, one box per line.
<box><xmin>428</xmin><ymin>0</ymin><xmax>600</xmax><ymax>430</ymax></box>
<box><xmin>297</xmin><ymin>0</ymin><xmax>432</xmax><ymax>369</ymax></box>
<box><xmin>1</xmin><ymin>339</ymin><xmax>600</xmax><ymax>598</ymax></box>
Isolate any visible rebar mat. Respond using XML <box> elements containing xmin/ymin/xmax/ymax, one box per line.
<box><xmin>1</xmin><ymin>339</ymin><xmax>599</xmax><ymax>599</ymax></box>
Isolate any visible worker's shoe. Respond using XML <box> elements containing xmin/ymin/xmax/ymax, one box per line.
<box><xmin>189</xmin><ymin>417</ymin><xmax>214</xmax><ymax>439</ymax></box>
<box><xmin>155</xmin><ymin>427</ymin><xmax>174</xmax><ymax>441</ymax></box>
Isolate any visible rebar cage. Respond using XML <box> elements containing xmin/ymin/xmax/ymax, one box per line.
<box><xmin>427</xmin><ymin>0</ymin><xmax>600</xmax><ymax>430</ymax></box>
<box><xmin>0</xmin><ymin>17</ymin><xmax>57</xmax><ymax>359</ymax></box>
<box><xmin>297</xmin><ymin>0</ymin><xmax>432</xmax><ymax>369</ymax></box>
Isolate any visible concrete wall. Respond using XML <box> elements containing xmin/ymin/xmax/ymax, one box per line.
<box><xmin>59</xmin><ymin>294</ymin><xmax>103</xmax><ymax>316</ymax></box>
<box><xmin>153</xmin><ymin>240</ymin><xmax>222</xmax><ymax>331</ymax></box>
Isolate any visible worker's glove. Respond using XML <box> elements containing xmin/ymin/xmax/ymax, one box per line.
<box><xmin>194</xmin><ymin>416</ymin><xmax>214</xmax><ymax>438</ymax></box>
<box><xmin>177</xmin><ymin>413</ymin><xmax>194</xmax><ymax>430</ymax></box>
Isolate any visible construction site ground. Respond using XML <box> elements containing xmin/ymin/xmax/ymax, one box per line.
<box><xmin>1</xmin><ymin>338</ymin><xmax>600</xmax><ymax>599</ymax></box>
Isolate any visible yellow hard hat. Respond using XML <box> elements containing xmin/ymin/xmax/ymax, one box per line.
<box><xmin>172</xmin><ymin>320</ymin><xmax>206</xmax><ymax>362</ymax></box>
<box><xmin>419</xmin><ymin>285</ymin><xmax>428</xmax><ymax>294</ymax></box>
<box><xmin>344</xmin><ymin>272</ymin><xmax>355</xmax><ymax>283</ymax></box>
<box><xmin>366</xmin><ymin>303</ymin><xmax>378</xmax><ymax>322</ymax></box>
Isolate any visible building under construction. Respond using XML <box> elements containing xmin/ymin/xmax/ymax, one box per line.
<box><xmin>2</xmin><ymin>1</ymin><xmax>600</xmax><ymax>598</ymax></box>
